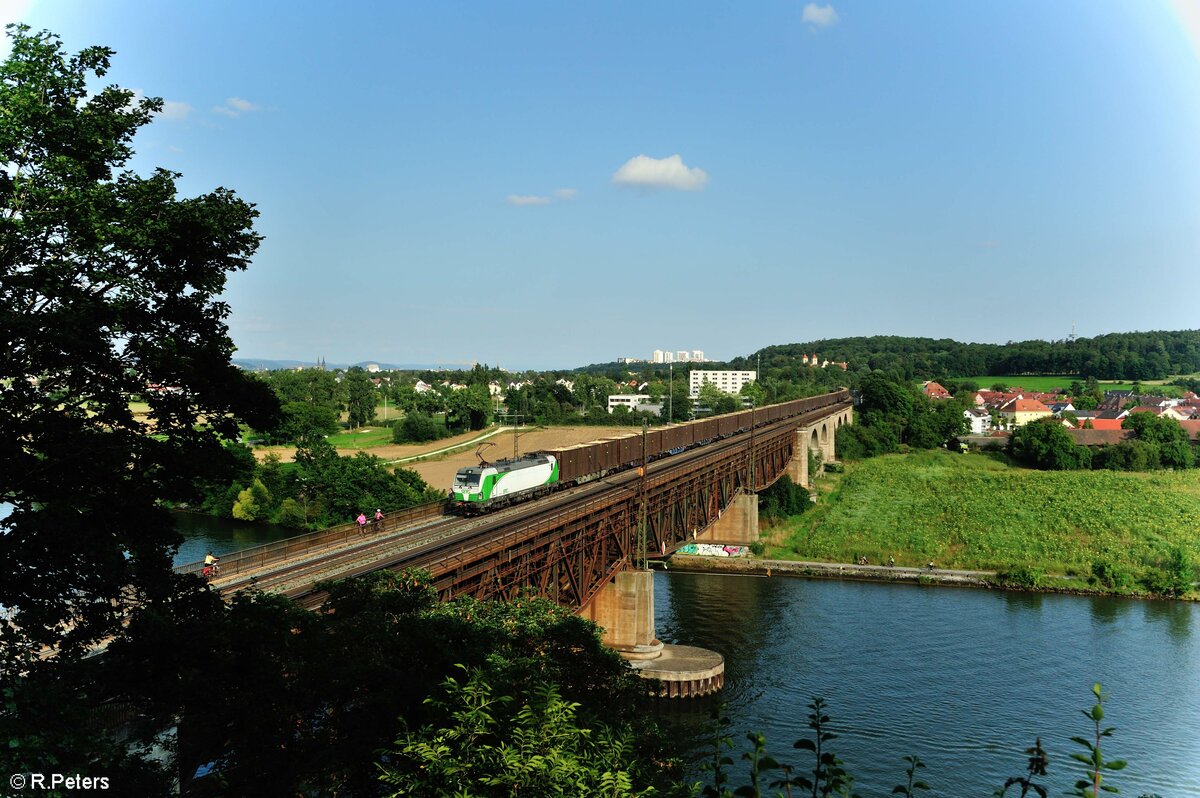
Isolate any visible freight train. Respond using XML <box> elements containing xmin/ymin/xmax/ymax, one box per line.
<box><xmin>449</xmin><ymin>389</ymin><xmax>850</xmax><ymax>514</ymax></box>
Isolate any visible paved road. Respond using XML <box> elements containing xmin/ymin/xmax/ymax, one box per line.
<box><xmin>386</xmin><ymin>426</ymin><xmax>513</xmax><ymax>464</ymax></box>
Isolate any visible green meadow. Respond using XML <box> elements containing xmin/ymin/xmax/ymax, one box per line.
<box><xmin>949</xmin><ymin>375</ymin><xmax>1143</xmax><ymax>392</ymax></box>
<box><xmin>323</xmin><ymin>426</ymin><xmax>395</xmax><ymax>449</ymax></box>
<box><xmin>769</xmin><ymin>450</ymin><xmax>1200</xmax><ymax>594</ymax></box>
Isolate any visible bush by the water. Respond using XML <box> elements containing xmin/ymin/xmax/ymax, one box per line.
<box><xmin>759</xmin><ymin>475</ymin><xmax>811</xmax><ymax>521</ymax></box>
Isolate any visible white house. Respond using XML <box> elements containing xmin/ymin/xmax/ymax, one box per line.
<box><xmin>607</xmin><ymin>394</ymin><xmax>647</xmax><ymax>413</ymax></box>
<box><xmin>964</xmin><ymin>408</ymin><xmax>992</xmax><ymax>435</ymax></box>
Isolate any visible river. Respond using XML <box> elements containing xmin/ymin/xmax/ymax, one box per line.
<box><xmin>169</xmin><ymin>516</ymin><xmax>1199</xmax><ymax>795</ymax></box>
<box><xmin>172</xmin><ymin>511</ymin><xmax>297</xmax><ymax>566</ymax></box>
<box><xmin>653</xmin><ymin>570</ymin><xmax>1200</xmax><ymax>797</ymax></box>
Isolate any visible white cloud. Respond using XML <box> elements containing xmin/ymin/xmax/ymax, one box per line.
<box><xmin>213</xmin><ymin>97</ymin><xmax>260</xmax><ymax>118</ymax></box>
<box><xmin>506</xmin><ymin>194</ymin><xmax>552</xmax><ymax>206</ymax></box>
<box><xmin>554</xmin><ymin>188</ymin><xmax>578</xmax><ymax>200</ymax></box>
<box><xmin>802</xmin><ymin>3</ymin><xmax>839</xmax><ymax>28</ymax></box>
<box><xmin>612</xmin><ymin>154</ymin><xmax>709</xmax><ymax>192</ymax></box>
<box><xmin>158</xmin><ymin>100</ymin><xmax>193</xmax><ymax>121</ymax></box>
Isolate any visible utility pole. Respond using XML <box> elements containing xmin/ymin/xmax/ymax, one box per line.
<box><xmin>638</xmin><ymin>420</ymin><xmax>648</xmax><ymax>570</ymax></box>
<box><xmin>669</xmin><ymin>361</ymin><xmax>673</xmax><ymax>422</ymax></box>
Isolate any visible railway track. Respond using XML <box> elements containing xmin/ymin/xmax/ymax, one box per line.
<box><xmin>216</xmin><ymin>402</ymin><xmax>849</xmax><ymax>608</ymax></box>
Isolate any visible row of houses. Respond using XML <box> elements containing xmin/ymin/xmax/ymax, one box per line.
<box><xmin>922</xmin><ymin>381</ymin><xmax>1200</xmax><ymax>434</ymax></box>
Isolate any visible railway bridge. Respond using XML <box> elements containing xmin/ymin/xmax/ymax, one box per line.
<box><xmin>183</xmin><ymin>390</ymin><xmax>852</xmax><ymax>678</ymax></box>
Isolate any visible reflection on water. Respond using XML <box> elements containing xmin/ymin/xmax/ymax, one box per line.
<box><xmin>1142</xmin><ymin>599</ymin><xmax>1195</xmax><ymax>643</ymax></box>
<box><xmin>1089</xmin><ymin>595</ymin><xmax>1134</xmax><ymax>627</ymax></box>
<box><xmin>1002</xmin><ymin>589</ymin><xmax>1044</xmax><ymax>613</ymax></box>
<box><xmin>172</xmin><ymin>511</ymin><xmax>297</xmax><ymax>566</ymax></box>
<box><xmin>654</xmin><ymin>571</ymin><xmax>1199</xmax><ymax>798</ymax></box>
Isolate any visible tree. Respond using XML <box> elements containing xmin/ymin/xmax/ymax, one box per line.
<box><xmin>231</xmin><ymin>478</ymin><xmax>272</xmax><ymax>521</ymax></box>
<box><xmin>663</xmin><ymin>379</ymin><xmax>692</xmax><ymax>422</ymax></box>
<box><xmin>393</xmin><ymin>410</ymin><xmax>445</xmax><ymax>443</ymax></box>
<box><xmin>270</xmin><ymin>400</ymin><xmax>340</xmax><ymax>444</ymax></box>
<box><xmin>381</xmin><ymin>670</ymin><xmax>656</xmax><ymax>798</ymax></box>
<box><xmin>292</xmin><ymin>439</ymin><xmax>438</xmax><ymax>527</ymax></box>
<box><xmin>1008</xmin><ymin>418</ymin><xmax>1091</xmax><ymax>470</ymax></box>
<box><xmin>344</xmin><ymin>366</ymin><xmax>377</xmax><ymax>428</ymax></box>
<box><xmin>447</xmin><ymin>384</ymin><xmax>491</xmax><ymax>431</ymax></box>
<box><xmin>698</xmin><ymin>381</ymin><xmax>740</xmax><ymax>415</ymax></box>
<box><xmin>0</xmin><ymin>26</ymin><xmax>279</xmax><ymax>668</ymax></box>
<box><xmin>1122</xmin><ymin>413</ymin><xmax>1194</xmax><ymax>469</ymax></box>
<box><xmin>740</xmin><ymin>379</ymin><xmax>766</xmax><ymax>408</ymax></box>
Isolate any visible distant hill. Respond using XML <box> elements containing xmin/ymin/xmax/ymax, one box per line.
<box><xmin>233</xmin><ymin>358</ymin><xmax>465</xmax><ymax>372</ymax></box>
<box><xmin>728</xmin><ymin>330</ymin><xmax>1200</xmax><ymax>382</ymax></box>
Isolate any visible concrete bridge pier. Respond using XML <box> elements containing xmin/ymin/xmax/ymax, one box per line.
<box><xmin>699</xmin><ymin>492</ymin><xmax>759</xmax><ymax>543</ymax></box>
<box><xmin>581</xmin><ymin>569</ymin><xmax>724</xmax><ymax>697</ymax></box>
<box><xmin>786</xmin><ymin>406</ymin><xmax>853</xmax><ymax>487</ymax></box>
<box><xmin>582</xmin><ymin>570</ymin><xmax>663</xmax><ymax>660</ymax></box>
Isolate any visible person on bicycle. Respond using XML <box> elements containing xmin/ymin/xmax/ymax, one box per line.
<box><xmin>374</xmin><ymin>508</ymin><xmax>383</xmax><ymax>527</ymax></box>
<box><xmin>203</xmin><ymin>551</ymin><xmax>219</xmax><ymax>578</ymax></box>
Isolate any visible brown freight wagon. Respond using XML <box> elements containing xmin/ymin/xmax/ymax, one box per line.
<box><xmin>606</xmin><ymin>434</ymin><xmax>643</xmax><ymax>468</ymax></box>
<box><xmin>545</xmin><ymin>389</ymin><xmax>850</xmax><ymax>485</ymax></box>
<box><xmin>547</xmin><ymin>443</ymin><xmax>597</xmax><ymax>484</ymax></box>
<box><xmin>660</xmin><ymin>424</ymin><xmax>694</xmax><ymax>452</ymax></box>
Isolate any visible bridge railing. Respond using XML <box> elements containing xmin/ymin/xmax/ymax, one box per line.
<box><xmin>176</xmin><ymin>499</ymin><xmax>449</xmax><ymax>579</ymax></box>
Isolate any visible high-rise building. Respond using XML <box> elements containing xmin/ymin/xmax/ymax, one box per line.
<box><xmin>677</xmin><ymin>350</ymin><xmax>689</xmax><ymax>362</ymax></box>
<box><xmin>692</xmin><ymin>350</ymin><xmax>704</xmax><ymax>362</ymax></box>
<box><xmin>652</xmin><ymin>350</ymin><xmax>665</xmax><ymax>363</ymax></box>
<box><xmin>689</xmin><ymin>370</ymin><xmax>757</xmax><ymax>398</ymax></box>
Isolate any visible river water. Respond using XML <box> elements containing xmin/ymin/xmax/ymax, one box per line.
<box><xmin>172</xmin><ymin>511</ymin><xmax>297</xmax><ymax>566</ymax></box>
<box><xmin>652</xmin><ymin>570</ymin><xmax>1200</xmax><ymax>797</ymax></box>
<box><xmin>169</xmin><ymin>516</ymin><xmax>1198</xmax><ymax>795</ymax></box>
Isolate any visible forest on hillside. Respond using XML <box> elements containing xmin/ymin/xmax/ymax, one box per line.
<box><xmin>727</xmin><ymin>330</ymin><xmax>1200</xmax><ymax>381</ymax></box>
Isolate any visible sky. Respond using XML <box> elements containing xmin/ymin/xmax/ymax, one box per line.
<box><xmin>6</xmin><ymin>1</ymin><xmax>1200</xmax><ymax>369</ymax></box>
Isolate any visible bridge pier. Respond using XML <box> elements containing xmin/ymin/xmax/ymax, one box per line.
<box><xmin>581</xmin><ymin>570</ymin><xmax>663</xmax><ymax>660</ymax></box>
<box><xmin>581</xmin><ymin>569</ymin><xmax>725</xmax><ymax>697</ymax></box>
<box><xmin>787</xmin><ymin>407</ymin><xmax>852</xmax><ymax>487</ymax></box>
<box><xmin>698</xmin><ymin>492</ymin><xmax>758</xmax><ymax>543</ymax></box>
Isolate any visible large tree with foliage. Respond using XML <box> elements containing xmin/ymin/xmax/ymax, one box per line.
<box><xmin>344</xmin><ymin>366</ymin><xmax>377</xmax><ymax>428</ymax></box>
<box><xmin>447</xmin><ymin>383</ymin><xmax>492</xmax><ymax>431</ymax></box>
<box><xmin>0</xmin><ymin>25</ymin><xmax>278</xmax><ymax>669</ymax></box>
<box><xmin>1008</xmin><ymin>418</ymin><xmax>1091</xmax><ymax>470</ymax></box>
<box><xmin>1122</xmin><ymin>412</ymin><xmax>1194</xmax><ymax>469</ymax></box>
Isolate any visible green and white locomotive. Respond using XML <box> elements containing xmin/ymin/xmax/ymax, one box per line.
<box><xmin>450</xmin><ymin>453</ymin><xmax>560</xmax><ymax>513</ymax></box>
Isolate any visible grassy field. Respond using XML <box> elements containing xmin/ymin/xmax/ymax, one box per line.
<box><xmin>323</xmin><ymin>426</ymin><xmax>396</xmax><ymax>449</ymax></box>
<box><xmin>949</xmin><ymin>375</ymin><xmax>1146</xmax><ymax>392</ymax></box>
<box><xmin>767</xmin><ymin>450</ymin><xmax>1200</xmax><ymax>593</ymax></box>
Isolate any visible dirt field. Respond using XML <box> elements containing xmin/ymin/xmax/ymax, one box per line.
<box><xmin>401</xmin><ymin>426</ymin><xmax>644</xmax><ymax>493</ymax></box>
<box><xmin>253</xmin><ymin>425</ymin><xmax>644</xmax><ymax>493</ymax></box>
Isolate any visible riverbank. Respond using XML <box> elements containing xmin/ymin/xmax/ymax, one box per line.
<box><xmin>765</xmin><ymin>449</ymin><xmax>1199</xmax><ymax>599</ymax></box>
<box><xmin>666</xmin><ymin>554</ymin><xmax>1197</xmax><ymax>601</ymax></box>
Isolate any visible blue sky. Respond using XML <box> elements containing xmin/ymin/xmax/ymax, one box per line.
<box><xmin>7</xmin><ymin>1</ymin><xmax>1200</xmax><ymax>369</ymax></box>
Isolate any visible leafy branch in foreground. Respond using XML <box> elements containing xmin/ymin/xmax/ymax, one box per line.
<box><xmin>1068</xmin><ymin>683</ymin><xmax>1126</xmax><ymax>797</ymax></box>
<box><xmin>997</xmin><ymin>737</ymin><xmax>1049</xmax><ymax>798</ymax></box>
<box><xmin>893</xmin><ymin>754</ymin><xmax>930</xmax><ymax>798</ymax></box>
<box><xmin>699</xmin><ymin>706</ymin><xmax>736</xmax><ymax>798</ymax></box>
<box><xmin>379</xmin><ymin>665</ymin><xmax>658</xmax><ymax>798</ymax></box>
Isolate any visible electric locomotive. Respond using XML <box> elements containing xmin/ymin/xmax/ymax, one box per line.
<box><xmin>450</xmin><ymin>452</ymin><xmax>559</xmax><ymax>514</ymax></box>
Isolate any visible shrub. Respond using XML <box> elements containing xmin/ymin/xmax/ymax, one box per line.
<box><xmin>1089</xmin><ymin>560</ymin><xmax>1132</xmax><ymax>591</ymax></box>
<box><xmin>995</xmin><ymin>566</ymin><xmax>1044</xmax><ymax>589</ymax></box>
<box><xmin>760</xmin><ymin>476</ymin><xmax>811</xmax><ymax>521</ymax></box>
<box><xmin>1009</xmin><ymin>418</ymin><xmax>1091</xmax><ymax>470</ymax></box>
<box><xmin>275</xmin><ymin>497</ymin><xmax>307</xmax><ymax>528</ymax></box>
<box><xmin>393</xmin><ymin>411</ymin><xmax>447</xmax><ymax>444</ymax></box>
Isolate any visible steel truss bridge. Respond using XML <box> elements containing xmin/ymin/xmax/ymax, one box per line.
<box><xmin>192</xmin><ymin>392</ymin><xmax>852</xmax><ymax>613</ymax></box>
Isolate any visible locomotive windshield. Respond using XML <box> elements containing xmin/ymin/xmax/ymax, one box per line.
<box><xmin>455</xmin><ymin>471</ymin><xmax>481</xmax><ymax>486</ymax></box>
